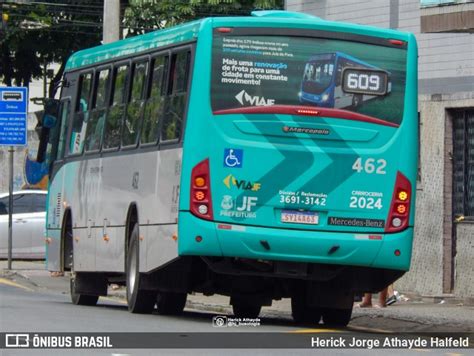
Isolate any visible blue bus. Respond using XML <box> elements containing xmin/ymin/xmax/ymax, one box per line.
<box><xmin>300</xmin><ymin>52</ymin><xmax>392</xmax><ymax>108</ymax></box>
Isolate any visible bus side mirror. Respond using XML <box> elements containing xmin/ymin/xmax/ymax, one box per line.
<box><xmin>36</xmin><ymin>99</ymin><xmax>60</xmax><ymax>163</ymax></box>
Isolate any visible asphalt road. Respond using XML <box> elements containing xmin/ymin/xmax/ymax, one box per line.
<box><xmin>1</xmin><ymin>281</ymin><xmax>472</xmax><ymax>355</ymax></box>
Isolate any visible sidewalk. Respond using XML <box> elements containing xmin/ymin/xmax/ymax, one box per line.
<box><xmin>1</xmin><ymin>260</ymin><xmax>473</xmax><ymax>332</ymax></box>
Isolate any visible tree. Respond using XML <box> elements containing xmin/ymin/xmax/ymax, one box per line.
<box><xmin>124</xmin><ymin>0</ymin><xmax>284</xmax><ymax>35</ymax></box>
<box><xmin>0</xmin><ymin>1</ymin><xmax>103</xmax><ymax>97</ymax></box>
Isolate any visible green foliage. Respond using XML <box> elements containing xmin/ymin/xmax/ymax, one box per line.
<box><xmin>0</xmin><ymin>1</ymin><xmax>102</xmax><ymax>96</ymax></box>
<box><xmin>124</xmin><ymin>0</ymin><xmax>284</xmax><ymax>35</ymax></box>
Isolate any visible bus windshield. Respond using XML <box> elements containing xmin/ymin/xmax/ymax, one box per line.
<box><xmin>211</xmin><ymin>32</ymin><xmax>407</xmax><ymax>125</ymax></box>
<box><xmin>302</xmin><ymin>58</ymin><xmax>335</xmax><ymax>95</ymax></box>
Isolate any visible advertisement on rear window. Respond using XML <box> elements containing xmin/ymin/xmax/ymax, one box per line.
<box><xmin>211</xmin><ymin>31</ymin><xmax>407</xmax><ymax>125</ymax></box>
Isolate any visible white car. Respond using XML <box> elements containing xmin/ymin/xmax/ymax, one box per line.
<box><xmin>0</xmin><ymin>190</ymin><xmax>47</xmax><ymax>259</ymax></box>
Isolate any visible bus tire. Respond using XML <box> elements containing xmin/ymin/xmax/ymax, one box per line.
<box><xmin>156</xmin><ymin>292</ymin><xmax>187</xmax><ymax>315</ymax></box>
<box><xmin>291</xmin><ymin>295</ymin><xmax>322</xmax><ymax>324</ymax></box>
<box><xmin>126</xmin><ymin>224</ymin><xmax>156</xmax><ymax>314</ymax></box>
<box><xmin>321</xmin><ymin>307</ymin><xmax>352</xmax><ymax>327</ymax></box>
<box><xmin>232</xmin><ymin>300</ymin><xmax>261</xmax><ymax>319</ymax></box>
<box><xmin>70</xmin><ymin>273</ymin><xmax>99</xmax><ymax>306</ymax></box>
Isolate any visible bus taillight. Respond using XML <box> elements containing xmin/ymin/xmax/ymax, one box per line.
<box><xmin>190</xmin><ymin>159</ymin><xmax>214</xmax><ymax>221</ymax></box>
<box><xmin>385</xmin><ymin>172</ymin><xmax>412</xmax><ymax>233</ymax></box>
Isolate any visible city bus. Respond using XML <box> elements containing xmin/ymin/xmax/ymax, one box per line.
<box><xmin>299</xmin><ymin>52</ymin><xmax>392</xmax><ymax>108</ymax></box>
<box><xmin>37</xmin><ymin>10</ymin><xmax>418</xmax><ymax>326</ymax></box>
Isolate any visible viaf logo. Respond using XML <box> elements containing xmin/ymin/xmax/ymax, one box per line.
<box><xmin>223</xmin><ymin>174</ymin><xmax>261</xmax><ymax>192</ymax></box>
<box><xmin>235</xmin><ymin>90</ymin><xmax>275</xmax><ymax>107</ymax></box>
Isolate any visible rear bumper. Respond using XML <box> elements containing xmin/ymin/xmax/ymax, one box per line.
<box><xmin>178</xmin><ymin>212</ymin><xmax>413</xmax><ymax>271</ymax></box>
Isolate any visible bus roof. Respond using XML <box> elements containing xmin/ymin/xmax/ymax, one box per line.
<box><xmin>65</xmin><ymin>11</ymin><xmax>413</xmax><ymax>71</ymax></box>
<box><xmin>65</xmin><ymin>19</ymin><xmax>204</xmax><ymax>71</ymax></box>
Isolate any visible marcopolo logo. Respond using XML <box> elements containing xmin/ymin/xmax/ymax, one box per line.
<box><xmin>223</xmin><ymin>174</ymin><xmax>261</xmax><ymax>192</ymax></box>
<box><xmin>282</xmin><ymin>126</ymin><xmax>330</xmax><ymax>136</ymax></box>
<box><xmin>235</xmin><ymin>90</ymin><xmax>275</xmax><ymax>107</ymax></box>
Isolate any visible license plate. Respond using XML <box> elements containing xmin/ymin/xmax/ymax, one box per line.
<box><xmin>281</xmin><ymin>210</ymin><xmax>319</xmax><ymax>225</ymax></box>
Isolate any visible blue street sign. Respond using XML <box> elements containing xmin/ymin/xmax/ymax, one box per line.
<box><xmin>0</xmin><ymin>87</ymin><xmax>28</xmax><ymax>146</ymax></box>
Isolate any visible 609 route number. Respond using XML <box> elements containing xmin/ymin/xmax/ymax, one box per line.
<box><xmin>352</xmin><ymin>158</ymin><xmax>387</xmax><ymax>175</ymax></box>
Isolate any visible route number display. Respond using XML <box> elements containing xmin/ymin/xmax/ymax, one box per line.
<box><xmin>342</xmin><ymin>68</ymin><xmax>388</xmax><ymax>96</ymax></box>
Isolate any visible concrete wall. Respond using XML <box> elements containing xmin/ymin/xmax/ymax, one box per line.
<box><xmin>398</xmin><ymin>92</ymin><xmax>474</xmax><ymax>295</ymax></box>
<box><xmin>455</xmin><ymin>223</ymin><xmax>474</xmax><ymax>298</ymax></box>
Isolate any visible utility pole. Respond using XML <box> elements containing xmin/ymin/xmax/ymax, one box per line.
<box><xmin>8</xmin><ymin>146</ymin><xmax>13</xmax><ymax>270</ymax></box>
<box><xmin>103</xmin><ymin>0</ymin><xmax>120</xmax><ymax>44</ymax></box>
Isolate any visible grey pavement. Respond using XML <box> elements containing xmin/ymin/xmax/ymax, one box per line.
<box><xmin>1</xmin><ymin>260</ymin><xmax>473</xmax><ymax>333</ymax></box>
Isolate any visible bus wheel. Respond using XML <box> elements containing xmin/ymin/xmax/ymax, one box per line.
<box><xmin>321</xmin><ymin>307</ymin><xmax>352</xmax><ymax>327</ymax></box>
<box><xmin>126</xmin><ymin>224</ymin><xmax>156</xmax><ymax>314</ymax></box>
<box><xmin>156</xmin><ymin>292</ymin><xmax>187</xmax><ymax>315</ymax></box>
<box><xmin>352</xmin><ymin>94</ymin><xmax>362</xmax><ymax>108</ymax></box>
<box><xmin>291</xmin><ymin>295</ymin><xmax>322</xmax><ymax>324</ymax></box>
<box><xmin>70</xmin><ymin>273</ymin><xmax>99</xmax><ymax>306</ymax></box>
<box><xmin>67</xmin><ymin>222</ymin><xmax>99</xmax><ymax>306</ymax></box>
<box><xmin>232</xmin><ymin>299</ymin><xmax>262</xmax><ymax>319</ymax></box>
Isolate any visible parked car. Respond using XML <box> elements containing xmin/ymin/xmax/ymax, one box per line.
<box><xmin>0</xmin><ymin>190</ymin><xmax>47</xmax><ymax>259</ymax></box>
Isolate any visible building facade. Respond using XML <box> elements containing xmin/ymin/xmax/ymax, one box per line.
<box><xmin>286</xmin><ymin>0</ymin><xmax>474</xmax><ymax>297</ymax></box>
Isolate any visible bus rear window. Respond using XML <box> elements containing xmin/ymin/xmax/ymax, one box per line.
<box><xmin>211</xmin><ymin>32</ymin><xmax>407</xmax><ymax>125</ymax></box>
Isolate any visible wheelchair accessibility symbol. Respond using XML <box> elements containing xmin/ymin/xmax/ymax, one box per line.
<box><xmin>224</xmin><ymin>148</ymin><xmax>243</xmax><ymax>168</ymax></box>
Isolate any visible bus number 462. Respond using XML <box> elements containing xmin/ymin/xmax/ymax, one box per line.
<box><xmin>352</xmin><ymin>157</ymin><xmax>387</xmax><ymax>175</ymax></box>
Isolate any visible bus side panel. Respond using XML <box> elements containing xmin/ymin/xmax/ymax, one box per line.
<box><xmin>46</xmin><ymin>166</ymin><xmax>66</xmax><ymax>271</ymax></box>
<box><xmin>145</xmin><ymin>224</ymin><xmax>179</xmax><ymax>272</ymax></box>
<box><xmin>73</xmin><ymin>227</ymin><xmax>96</xmax><ymax>271</ymax></box>
<box><xmin>144</xmin><ymin>148</ymin><xmax>182</xmax><ymax>272</ymax></box>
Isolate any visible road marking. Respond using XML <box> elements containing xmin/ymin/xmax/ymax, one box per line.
<box><xmin>290</xmin><ymin>328</ymin><xmax>341</xmax><ymax>333</ymax></box>
<box><xmin>292</xmin><ymin>325</ymin><xmax>395</xmax><ymax>334</ymax></box>
<box><xmin>0</xmin><ymin>277</ymin><xmax>33</xmax><ymax>291</ymax></box>
<box><xmin>445</xmin><ymin>353</ymin><xmax>463</xmax><ymax>356</ymax></box>
<box><xmin>347</xmin><ymin>325</ymin><xmax>394</xmax><ymax>334</ymax></box>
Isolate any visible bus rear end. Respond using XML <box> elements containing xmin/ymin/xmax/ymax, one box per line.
<box><xmin>178</xmin><ymin>14</ymin><xmax>418</xmax><ymax>325</ymax></box>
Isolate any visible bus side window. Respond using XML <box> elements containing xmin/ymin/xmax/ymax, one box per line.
<box><xmin>161</xmin><ymin>50</ymin><xmax>190</xmax><ymax>142</ymax></box>
<box><xmin>336</xmin><ymin>58</ymin><xmax>347</xmax><ymax>86</ymax></box>
<box><xmin>142</xmin><ymin>55</ymin><xmax>168</xmax><ymax>145</ymax></box>
<box><xmin>69</xmin><ymin>73</ymin><xmax>92</xmax><ymax>155</ymax></box>
<box><xmin>85</xmin><ymin>68</ymin><xmax>110</xmax><ymax>152</ymax></box>
<box><xmin>104</xmin><ymin>64</ymin><xmax>129</xmax><ymax>150</ymax></box>
<box><xmin>123</xmin><ymin>61</ymin><xmax>148</xmax><ymax>147</ymax></box>
<box><xmin>56</xmin><ymin>100</ymin><xmax>70</xmax><ymax>160</ymax></box>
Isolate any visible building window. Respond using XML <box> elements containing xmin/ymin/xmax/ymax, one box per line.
<box><xmin>452</xmin><ymin>109</ymin><xmax>474</xmax><ymax>218</ymax></box>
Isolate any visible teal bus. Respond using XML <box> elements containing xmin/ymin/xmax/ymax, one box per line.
<box><xmin>37</xmin><ymin>10</ymin><xmax>418</xmax><ymax>326</ymax></box>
